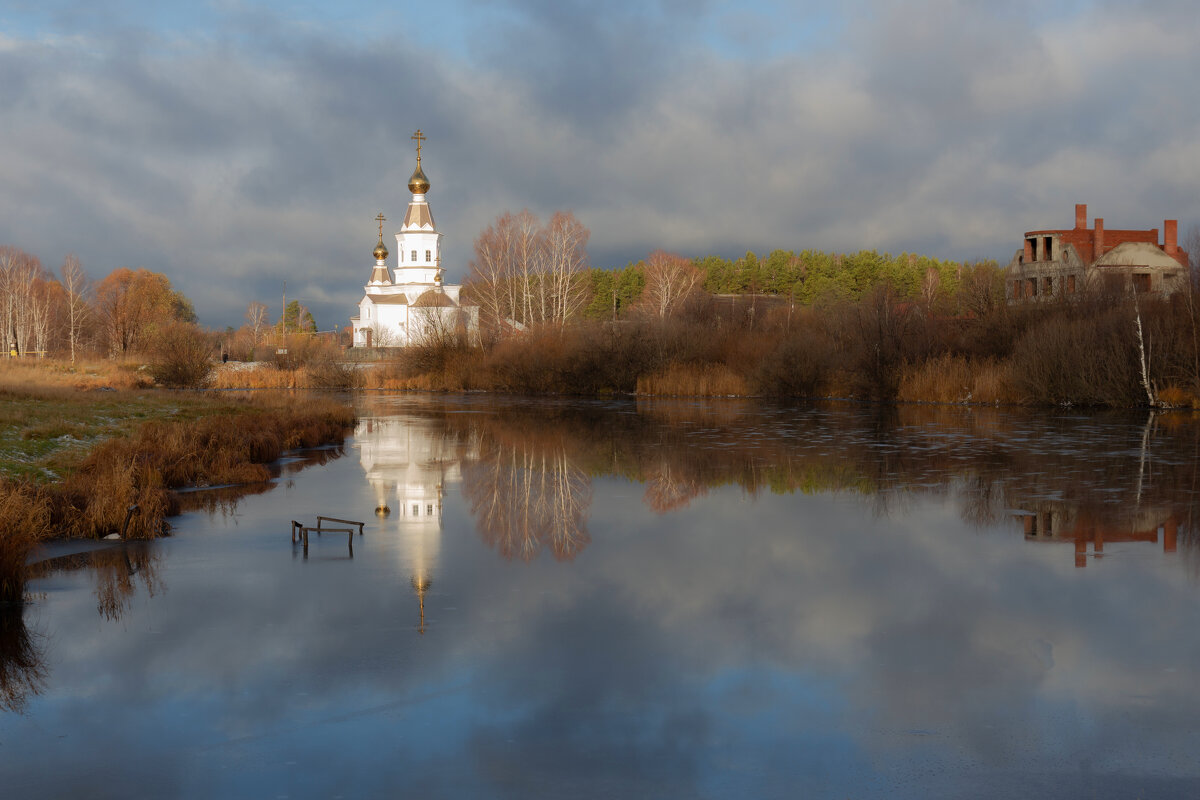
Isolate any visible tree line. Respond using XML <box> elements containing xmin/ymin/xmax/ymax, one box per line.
<box><xmin>0</xmin><ymin>244</ymin><xmax>332</xmax><ymax>365</ymax></box>
<box><xmin>464</xmin><ymin>210</ymin><xmax>1004</xmax><ymax>335</ymax></box>
<box><xmin>0</xmin><ymin>246</ymin><xmax>196</xmax><ymax>361</ymax></box>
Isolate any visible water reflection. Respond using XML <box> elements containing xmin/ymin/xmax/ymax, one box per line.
<box><xmin>462</xmin><ymin>432</ymin><xmax>592</xmax><ymax>562</ymax></box>
<box><xmin>373</xmin><ymin>397</ymin><xmax>1200</xmax><ymax>571</ymax></box>
<box><xmin>357</xmin><ymin>414</ymin><xmax>475</xmax><ymax>632</ymax></box>
<box><xmin>27</xmin><ymin>543</ymin><xmax>164</xmax><ymax>621</ymax></box>
<box><xmin>6</xmin><ymin>396</ymin><xmax>1200</xmax><ymax>797</ymax></box>
<box><xmin>0</xmin><ymin>608</ymin><xmax>46</xmax><ymax>713</ymax></box>
<box><xmin>93</xmin><ymin>543</ymin><xmax>163</xmax><ymax>620</ymax></box>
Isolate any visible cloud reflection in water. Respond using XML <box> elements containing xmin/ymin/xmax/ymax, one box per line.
<box><xmin>2</xmin><ymin>397</ymin><xmax>1199</xmax><ymax>797</ymax></box>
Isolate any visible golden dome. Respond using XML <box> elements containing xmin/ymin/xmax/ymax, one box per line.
<box><xmin>408</xmin><ymin>162</ymin><xmax>430</xmax><ymax>195</ymax></box>
<box><xmin>373</xmin><ymin>238</ymin><xmax>389</xmax><ymax>261</ymax></box>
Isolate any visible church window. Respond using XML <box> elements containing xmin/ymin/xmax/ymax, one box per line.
<box><xmin>426</xmin><ymin>250</ymin><xmax>432</xmax><ymax>262</ymax></box>
<box><xmin>427</xmin><ymin>504</ymin><xmax>433</xmax><ymax>515</ymax></box>
<box><xmin>412</xmin><ymin>504</ymin><xmax>419</xmax><ymax>516</ymax></box>
<box><xmin>412</xmin><ymin>250</ymin><xmax>418</xmax><ymax>262</ymax></box>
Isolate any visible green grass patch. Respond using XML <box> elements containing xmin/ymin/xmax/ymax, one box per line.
<box><xmin>0</xmin><ymin>389</ymin><xmax>284</xmax><ymax>483</ymax></box>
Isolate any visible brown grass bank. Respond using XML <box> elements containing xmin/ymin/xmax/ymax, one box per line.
<box><xmin>0</xmin><ymin>376</ymin><xmax>356</xmax><ymax>602</ymax></box>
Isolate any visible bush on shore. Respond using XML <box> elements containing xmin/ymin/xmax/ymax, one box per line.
<box><xmin>0</xmin><ymin>395</ymin><xmax>356</xmax><ymax>602</ymax></box>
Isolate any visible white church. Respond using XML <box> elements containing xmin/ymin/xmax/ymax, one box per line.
<box><xmin>350</xmin><ymin>131</ymin><xmax>478</xmax><ymax>347</ymax></box>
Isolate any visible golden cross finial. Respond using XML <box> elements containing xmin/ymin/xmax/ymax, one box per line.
<box><xmin>412</xmin><ymin>129</ymin><xmax>425</xmax><ymax>162</ymax></box>
<box><xmin>375</xmin><ymin>212</ymin><xmax>386</xmax><ymax>240</ymax></box>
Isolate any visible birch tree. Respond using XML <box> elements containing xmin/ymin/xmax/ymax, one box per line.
<box><xmin>641</xmin><ymin>250</ymin><xmax>702</xmax><ymax>319</ymax></box>
<box><xmin>61</xmin><ymin>255</ymin><xmax>89</xmax><ymax>362</ymax></box>
<box><xmin>545</xmin><ymin>211</ymin><xmax>590</xmax><ymax>326</ymax></box>
<box><xmin>466</xmin><ymin>210</ymin><xmax>590</xmax><ymax>333</ymax></box>
<box><xmin>0</xmin><ymin>247</ymin><xmax>47</xmax><ymax>356</ymax></box>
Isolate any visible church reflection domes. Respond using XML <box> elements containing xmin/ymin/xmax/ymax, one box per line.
<box><xmin>356</xmin><ymin>409</ymin><xmax>476</xmax><ymax>634</ymax></box>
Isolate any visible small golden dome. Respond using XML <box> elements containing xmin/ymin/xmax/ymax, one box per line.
<box><xmin>408</xmin><ymin>162</ymin><xmax>430</xmax><ymax>194</ymax></box>
<box><xmin>375</xmin><ymin>504</ymin><xmax>391</xmax><ymax>517</ymax></box>
<box><xmin>373</xmin><ymin>238</ymin><xmax>389</xmax><ymax>261</ymax></box>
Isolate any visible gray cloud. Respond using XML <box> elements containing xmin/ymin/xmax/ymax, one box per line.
<box><xmin>1</xmin><ymin>1</ymin><xmax>1198</xmax><ymax>328</ymax></box>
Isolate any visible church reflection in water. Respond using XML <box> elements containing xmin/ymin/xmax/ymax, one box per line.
<box><xmin>357</xmin><ymin>415</ymin><xmax>476</xmax><ymax>634</ymax></box>
<box><xmin>356</xmin><ymin>403</ymin><xmax>598</xmax><ymax>632</ymax></box>
<box><xmin>353</xmin><ymin>399</ymin><xmax>1200</xmax><ymax>620</ymax></box>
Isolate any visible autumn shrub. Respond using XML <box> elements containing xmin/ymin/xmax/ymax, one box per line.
<box><xmin>751</xmin><ymin>319</ymin><xmax>834</xmax><ymax>397</ymax></box>
<box><xmin>1010</xmin><ymin>308</ymin><xmax>1142</xmax><ymax>405</ymax></box>
<box><xmin>831</xmin><ymin>285</ymin><xmax>917</xmax><ymax>401</ymax></box>
<box><xmin>272</xmin><ymin>334</ymin><xmax>342</xmax><ymax>370</ymax></box>
<box><xmin>147</xmin><ymin>322</ymin><xmax>215</xmax><ymax>388</ymax></box>
<box><xmin>308</xmin><ymin>359</ymin><xmax>362</xmax><ymax>390</ymax></box>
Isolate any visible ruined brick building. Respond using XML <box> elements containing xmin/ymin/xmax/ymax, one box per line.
<box><xmin>1006</xmin><ymin>204</ymin><xmax>1189</xmax><ymax>301</ymax></box>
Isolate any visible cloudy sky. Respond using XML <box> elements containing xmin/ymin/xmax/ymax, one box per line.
<box><xmin>2</xmin><ymin>0</ymin><xmax>1198</xmax><ymax>329</ymax></box>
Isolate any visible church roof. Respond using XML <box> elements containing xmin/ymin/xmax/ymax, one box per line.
<box><xmin>370</xmin><ymin>294</ymin><xmax>410</xmax><ymax>305</ymax></box>
<box><xmin>403</xmin><ymin>201</ymin><xmax>436</xmax><ymax>230</ymax></box>
<box><xmin>412</xmin><ymin>289</ymin><xmax>457</xmax><ymax>308</ymax></box>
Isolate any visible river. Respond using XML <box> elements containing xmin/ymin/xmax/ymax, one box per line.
<box><xmin>3</xmin><ymin>395</ymin><xmax>1199</xmax><ymax>798</ymax></box>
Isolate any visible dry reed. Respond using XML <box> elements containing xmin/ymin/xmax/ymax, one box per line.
<box><xmin>0</xmin><ymin>482</ymin><xmax>51</xmax><ymax>603</ymax></box>
<box><xmin>636</xmin><ymin>363</ymin><xmax>750</xmax><ymax>396</ymax></box>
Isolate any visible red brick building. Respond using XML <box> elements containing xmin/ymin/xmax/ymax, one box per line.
<box><xmin>1006</xmin><ymin>203</ymin><xmax>1189</xmax><ymax>301</ymax></box>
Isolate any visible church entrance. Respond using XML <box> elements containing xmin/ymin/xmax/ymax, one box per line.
<box><xmin>365</xmin><ymin>328</ymin><xmax>373</xmax><ymax>348</ymax></box>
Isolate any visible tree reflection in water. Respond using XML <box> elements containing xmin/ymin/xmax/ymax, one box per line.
<box><xmin>463</xmin><ymin>439</ymin><xmax>592</xmax><ymax>562</ymax></box>
<box><xmin>408</xmin><ymin>396</ymin><xmax>1200</xmax><ymax>572</ymax></box>
<box><xmin>92</xmin><ymin>543</ymin><xmax>163</xmax><ymax>621</ymax></box>
<box><xmin>0</xmin><ymin>608</ymin><xmax>46</xmax><ymax>714</ymax></box>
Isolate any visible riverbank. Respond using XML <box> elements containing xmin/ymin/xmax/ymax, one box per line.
<box><xmin>0</xmin><ymin>361</ymin><xmax>356</xmax><ymax>601</ymax></box>
<box><xmin>208</xmin><ymin>289</ymin><xmax>1200</xmax><ymax>408</ymax></box>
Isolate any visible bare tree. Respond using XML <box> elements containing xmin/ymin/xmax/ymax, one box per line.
<box><xmin>511</xmin><ymin>209</ymin><xmax>544</xmax><ymax>326</ymax></box>
<box><xmin>544</xmin><ymin>211</ymin><xmax>590</xmax><ymax>326</ymax></box>
<box><xmin>467</xmin><ymin>210</ymin><xmax>591</xmax><ymax>335</ymax></box>
<box><xmin>245</xmin><ymin>301</ymin><xmax>268</xmax><ymax>351</ymax></box>
<box><xmin>466</xmin><ymin>212</ymin><xmax>518</xmax><ymax>333</ymax></box>
<box><xmin>61</xmin><ymin>255</ymin><xmax>89</xmax><ymax>362</ymax></box>
<box><xmin>641</xmin><ymin>250</ymin><xmax>702</xmax><ymax>319</ymax></box>
<box><xmin>0</xmin><ymin>247</ymin><xmax>47</xmax><ymax>356</ymax></box>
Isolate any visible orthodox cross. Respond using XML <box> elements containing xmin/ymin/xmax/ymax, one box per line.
<box><xmin>375</xmin><ymin>212</ymin><xmax>386</xmax><ymax>240</ymax></box>
<box><xmin>412</xmin><ymin>129</ymin><xmax>425</xmax><ymax>161</ymax></box>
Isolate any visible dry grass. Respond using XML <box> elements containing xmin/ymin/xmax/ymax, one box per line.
<box><xmin>0</xmin><ymin>359</ymin><xmax>151</xmax><ymax>395</ymax></box>
<box><xmin>210</xmin><ymin>361</ymin><xmax>363</xmax><ymax>390</ymax></box>
<box><xmin>636</xmin><ymin>363</ymin><xmax>750</xmax><ymax>396</ymax></box>
<box><xmin>1158</xmin><ymin>385</ymin><xmax>1200</xmax><ymax>408</ymax></box>
<box><xmin>49</xmin><ymin>400</ymin><xmax>354</xmax><ymax>539</ymax></box>
<box><xmin>0</xmin><ymin>482</ymin><xmax>51</xmax><ymax>602</ymax></box>
<box><xmin>0</xmin><ymin>371</ymin><xmax>356</xmax><ymax>601</ymax></box>
<box><xmin>897</xmin><ymin>355</ymin><xmax>1020</xmax><ymax>405</ymax></box>
<box><xmin>970</xmin><ymin>359</ymin><xmax>1021</xmax><ymax>405</ymax></box>
<box><xmin>210</xmin><ymin>364</ymin><xmax>303</xmax><ymax>389</ymax></box>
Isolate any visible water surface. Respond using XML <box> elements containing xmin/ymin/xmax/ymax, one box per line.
<box><xmin>3</xmin><ymin>396</ymin><xmax>1200</xmax><ymax>798</ymax></box>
